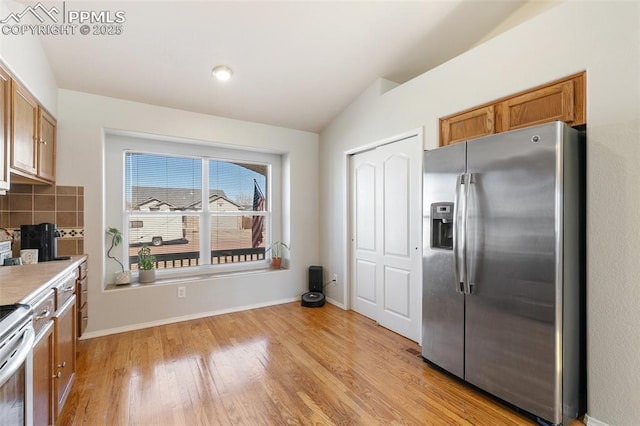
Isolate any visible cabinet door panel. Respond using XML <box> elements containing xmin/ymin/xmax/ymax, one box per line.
<box><xmin>79</xmin><ymin>303</ymin><xmax>88</xmax><ymax>337</ymax></box>
<box><xmin>0</xmin><ymin>66</ymin><xmax>9</xmax><ymax>191</ymax></box>
<box><xmin>76</xmin><ymin>276</ymin><xmax>87</xmax><ymax>307</ymax></box>
<box><xmin>33</xmin><ymin>321</ymin><xmax>55</xmax><ymax>426</ymax></box>
<box><xmin>11</xmin><ymin>81</ymin><xmax>38</xmax><ymax>175</ymax></box>
<box><xmin>76</xmin><ymin>261</ymin><xmax>89</xmax><ymax>338</ymax></box>
<box><xmin>500</xmin><ymin>79</ymin><xmax>574</xmax><ymax>131</ymax></box>
<box><xmin>54</xmin><ymin>296</ymin><xmax>76</xmax><ymax>421</ymax></box>
<box><xmin>38</xmin><ymin>109</ymin><xmax>56</xmax><ymax>182</ymax></box>
<box><xmin>440</xmin><ymin>105</ymin><xmax>494</xmax><ymax>146</ymax></box>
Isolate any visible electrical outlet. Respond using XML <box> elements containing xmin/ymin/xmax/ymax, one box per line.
<box><xmin>332</xmin><ymin>273</ymin><xmax>338</xmax><ymax>282</ymax></box>
<box><xmin>177</xmin><ymin>286</ymin><xmax>186</xmax><ymax>298</ymax></box>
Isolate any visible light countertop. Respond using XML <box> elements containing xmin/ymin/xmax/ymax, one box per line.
<box><xmin>0</xmin><ymin>255</ymin><xmax>87</xmax><ymax>305</ymax></box>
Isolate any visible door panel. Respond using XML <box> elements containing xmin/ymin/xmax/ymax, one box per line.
<box><xmin>383</xmin><ymin>266</ymin><xmax>410</xmax><ymax>318</ymax></box>
<box><xmin>422</xmin><ymin>142</ymin><xmax>465</xmax><ymax>379</ymax></box>
<box><xmin>355</xmin><ymin>163</ymin><xmax>376</xmax><ymax>252</ymax></box>
<box><xmin>350</xmin><ymin>134</ymin><xmax>422</xmax><ymax>342</ymax></box>
<box><xmin>376</xmin><ymin>138</ymin><xmax>421</xmax><ymax>340</ymax></box>
<box><xmin>351</xmin><ymin>151</ymin><xmax>378</xmax><ymax>320</ymax></box>
<box><xmin>355</xmin><ymin>260</ymin><xmax>377</xmax><ymax>304</ymax></box>
<box><xmin>383</xmin><ymin>154</ymin><xmax>409</xmax><ymax>257</ymax></box>
<box><xmin>464</xmin><ymin>124</ymin><xmax>559</xmax><ymax>421</ymax></box>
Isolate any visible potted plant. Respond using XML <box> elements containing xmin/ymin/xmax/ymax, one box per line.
<box><xmin>266</xmin><ymin>241</ymin><xmax>289</xmax><ymax>269</ymax></box>
<box><xmin>137</xmin><ymin>245</ymin><xmax>156</xmax><ymax>283</ymax></box>
<box><xmin>106</xmin><ymin>227</ymin><xmax>131</xmax><ymax>285</ymax></box>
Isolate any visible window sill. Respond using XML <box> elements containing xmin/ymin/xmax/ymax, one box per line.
<box><xmin>104</xmin><ymin>266</ymin><xmax>287</xmax><ymax>291</ymax></box>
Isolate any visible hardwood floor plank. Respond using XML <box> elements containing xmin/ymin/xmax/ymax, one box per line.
<box><xmin>60</xmin><ymin>302</ymin><xmax>539</xmax><ymax>425</ymax></box>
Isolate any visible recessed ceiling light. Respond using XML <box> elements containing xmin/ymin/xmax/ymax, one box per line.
<box><xmin>212</xmin><ymin>65</ymin><xmax>233</xmax><ymax>82</ymax></box>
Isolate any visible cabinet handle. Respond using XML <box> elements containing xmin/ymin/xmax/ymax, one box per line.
<box><xmin>64</xmin><ymin>286</ymin><xmax>74</xmax><ymax>292</ymax></box>
<box><xmin>35</xmin><ymin>309</ymin><xmax>50</xmax><ymax>320</ymax></box>
<box><xmin>40</xmin><ymin>139</ymin><xmax>47</xmax><ymax>145</ymax></box>
<box><xmin>57</xmin><ymin>361</ymin><xmax>66</xmax><ymax>369</ymax></box>
<box><xmin>52</xmin><ymin>372</ymin><xmax>61</xmax><ymax>379</ymax></box>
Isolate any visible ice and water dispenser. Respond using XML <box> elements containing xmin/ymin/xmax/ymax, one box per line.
<box><xmin>430</xmin><ymin>202</ymin><xmax>454</xmax><ymax>250</ymax></box>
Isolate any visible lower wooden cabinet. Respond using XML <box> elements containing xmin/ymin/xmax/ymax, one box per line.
<box><xmin>31</xmin><ymin>288</ymin><xmax>55</xmax><ymax>426</ymax></box>
<box><xmin>54</xmin><ymin>295</ymin><xmax>77</xmax><ymax>420</ymax></box>
<box><xmin>76</xmin><ymin>260</ymin><xmax>88</xmax><ymax>338</ymax></box>
<box><xmin>30</xmin><ymin>270</ymin><xmax>78</xmax><ymax>425</ymax></box>
<box><xmin>32</xmin><ymin>320</ymin><xmax>54</xmax><ymax>426</ymax></box>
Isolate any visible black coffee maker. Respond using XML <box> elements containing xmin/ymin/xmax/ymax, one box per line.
<box><xmin>21</xmin><ymin>223</ymin><xmax>58</xmax><ymax>262</ymax></box>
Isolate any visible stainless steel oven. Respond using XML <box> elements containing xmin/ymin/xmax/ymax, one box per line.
<box><xmin>0</xmin><ymin>304</ymin><xmax>34</xmax><ymax>426</ymax></box>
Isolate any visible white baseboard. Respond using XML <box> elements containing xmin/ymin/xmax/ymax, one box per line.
<box><xmin>326</xmin><ymin>296</ymin><xmax>346</xmax><ymax>310</ymax></box>
<box><xmin>584</xmin><ymin>414</ymin><xmax>610</xmax><ymax>426</ymax></box>
<box><xmin>79</xmin><ymin>297</ymin><xmax>299</xmax><ymax>340</ymax></box>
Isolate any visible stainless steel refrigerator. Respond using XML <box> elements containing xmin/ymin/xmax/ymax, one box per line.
<box><xmin>422</xmin><ymin>121</ymin><xmax>585</xmax><ymax>425</ymax></box>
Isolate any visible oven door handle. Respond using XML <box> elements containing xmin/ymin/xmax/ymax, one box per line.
<box><xmin>0</xmin><ymin>326</ymin><xmax>34</xmax><ymax>387</ymax></box>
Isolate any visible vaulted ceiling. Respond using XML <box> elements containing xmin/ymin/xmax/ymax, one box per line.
<box><xmin>29</xmin><ymin>0</ymin><xmax>550</xmax><ymax>132</ymax></box>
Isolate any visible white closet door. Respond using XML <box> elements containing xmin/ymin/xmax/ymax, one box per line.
<box><xmin>350</xmin><ymin>148</ymin><xmax>379</xmax><ymax>321</ymax></box>
<box><xmin>350</xmin><ymin>134</ymin><xmax>422</xmax><ymax>342</ymax></box>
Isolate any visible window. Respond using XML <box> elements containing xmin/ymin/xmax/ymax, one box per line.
<box><xmin>105</xmin><ymin>133</ymin><xmax>282</xmax><ymax>278</ymax></box>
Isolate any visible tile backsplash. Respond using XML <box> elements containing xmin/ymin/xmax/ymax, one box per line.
<box><xmin>0</xmin><ymin>184</ymin><xmax>85</xmax><ymax>257</ymax></box>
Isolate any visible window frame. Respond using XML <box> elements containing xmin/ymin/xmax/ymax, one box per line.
<box><xmin>104</xmin><ymin>132</ymin><xmax>282</xmax><ymax>282</ymax></box>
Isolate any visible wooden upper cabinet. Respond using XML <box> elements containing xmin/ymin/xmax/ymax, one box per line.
<box><xmin>0</xmin><ymin>66</ymin><xmax>9</xmax><ymax>192</ymax></box>
<box><xmin>441</xmin><ymin>105</ymin><xmax>494</xmax><ymax>146</ymax></box>
<box><xmin>38</xmin><ymin>108</ymin><xmax>56</xmax><ymax>182</ymax></box>
<box><xmin>498</xmin><ymin>79</ymin><xmax>574</xmax><ymax>131</ymax></box>
<box><xmin>439</xmin><ymin>72</ymin><xmax>585</xmax><ymax>146</ymax></box>
<box><xmin>10</xmin><ymin>77</ymin><xmax>57</xmax><ymax>184</ymax></box>
<box><xmin>11</xmin><ymin>79</ymin><xmax>38</xmax><ymax>176</ymax></box>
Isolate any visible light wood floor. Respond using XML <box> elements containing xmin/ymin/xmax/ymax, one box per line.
<box><xmin>59</xmin><ymin>302</ymin><xmax>539</xmax><ymax>425</ymax></box>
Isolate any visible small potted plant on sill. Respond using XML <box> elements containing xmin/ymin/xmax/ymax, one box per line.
<box><xmin>137</xmin><ymin>245</ymin><xmax>156</xmax><ymax>283</ymax></box>
<box><xmin>106</xmin><ymin>227</ymin><xmax>131</xmax><ymax>285</ymax></box>
<box><xmin>266</xmin><ymin>241</ymin><xmax>289</xmax><ymax>269</ymax></box>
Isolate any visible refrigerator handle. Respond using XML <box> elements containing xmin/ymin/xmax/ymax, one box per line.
<box><xmin>462</xmin><ymin>173</ymin><xmax>473</xmax><ymax>295</ymax></box>
<box><xmin>453</xmin><ymin>173</ymin><xmax>464</xmax><ymax>294</ymax></box>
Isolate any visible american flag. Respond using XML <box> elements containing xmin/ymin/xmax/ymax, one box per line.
<box><xmin>252</xmin><ymin>181</ymin><xmax>265</xmax><ymax>248</ymax></box>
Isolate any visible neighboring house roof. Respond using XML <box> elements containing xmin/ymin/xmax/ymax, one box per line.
<box><xmin>130</xmin><ymin>186</ymin><xmax>227</xmax><ymax>210</ymax></box>
<box><xmin>184</xmin><ymin>193</ymin><xmax>243</xmax><ymax>211</ymax></box>
<box><xmin>137</xmin><ymin>198</ymin><xmax>176</xmax><ymax>211</ymax></box>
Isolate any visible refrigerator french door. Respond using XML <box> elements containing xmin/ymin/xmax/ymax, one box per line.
<box><xmin>422</xmin><ymin>121</ymin><xmax>585</xmax><ymax>425</ymax></box>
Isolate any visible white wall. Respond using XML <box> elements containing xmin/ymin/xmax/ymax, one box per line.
<box><xmin>56</xmin><ymin>90</ymin><xmax>319</xmax><ymax>335</ymax></box>
<box><xmin>0</xmin><ymin>0</ymin><xmax>58</xmax><ymax>115</ymax></box>
<box><xmin>319</xmin><ymin>1</ymin><xmax>640</xmax><ymax>425</ymax></box>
